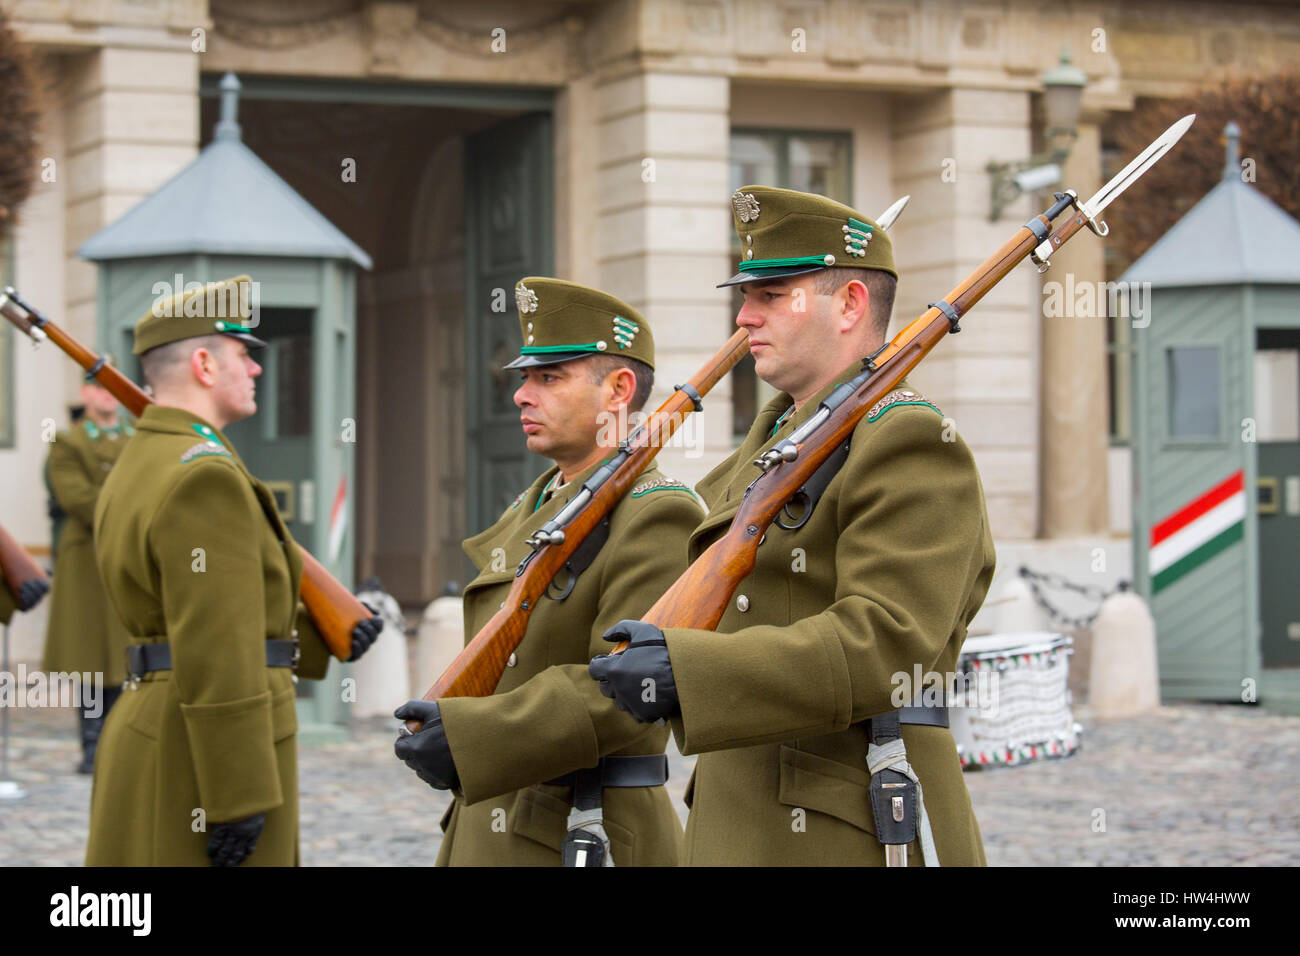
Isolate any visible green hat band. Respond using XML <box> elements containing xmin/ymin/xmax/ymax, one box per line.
<box><xmin>519</xmin><ymin>341</ymin><xmax>607</xmax><ymax>356</ymax></box>
<box><xmin>738</xmin><ymin>255</ymin><xmax>833</xmax><ymax>271</ymax></box>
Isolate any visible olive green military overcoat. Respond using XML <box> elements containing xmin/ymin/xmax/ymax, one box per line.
<box><xmin>662</xmin><ymin>371</ymin><xmax>996</xmax><ymax>866</ymax></box>
<box><xmin>87</xmin><ymin>405</ymin><xmax>330</xmax><ymax>866</ymax></box>
<box><xmin>43</xmin><ymin>420</ymin><xmax>132</xmax><ymax>685</ymax></box>
<box><xmin>434</xmin><ymin>460</ymin><xmax>702</xmax><ymax>866</ymax></box>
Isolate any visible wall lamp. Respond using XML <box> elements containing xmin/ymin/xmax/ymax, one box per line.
<box><xmin>988</xmin><ymin>49</ymin><xmax>1087</xmax><ymax>221</ymax></box>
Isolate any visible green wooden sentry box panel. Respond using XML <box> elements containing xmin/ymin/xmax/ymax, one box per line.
<box><xmin>79</xmin><ymin>75</ymin><xmax>370</xmax><ymax>732</ymax></box>
<box><xmin>1125</xmin><ymin>126</ymin><xmax>1300</xmax><ymax>708</ymax></box>
<box><xmin>1130</xmin><ymin>284</ymin><xmax>1255</xmax><ymax>700</ymax></box>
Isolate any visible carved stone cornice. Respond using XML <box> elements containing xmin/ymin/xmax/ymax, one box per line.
<box><xmin>210</xmin><ymin>0</ymin><xmax>358</xmax><ymax>50</ymax></box>
<box><xmin>415</xmin><ymin>8</ymin><xmax>575</xmax><ymax>58</ymax></box>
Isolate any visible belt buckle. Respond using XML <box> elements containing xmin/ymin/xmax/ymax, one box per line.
<box><xmin>291</xmin><ymin>639</ymin><xmax>300</xmax><ymax>683</ymax></box>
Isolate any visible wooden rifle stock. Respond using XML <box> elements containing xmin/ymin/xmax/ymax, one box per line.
<box><xmin>0</xmin><ymin>521</ymin><xmax>48</xmax><ymax>607</ymax></box>
<box><xmin>0</xmin><ymin>287</ymin><xmax>367</xmax><ymax>660</ymax></box>
<box><xmin>403</xmin><ymin>328</ymin><xmax>752</xmax><ymax>732</ymax></box>
<box><xmin>613</xmin><ymin>201</ymin><xmax>1087</xmax><ymax>650</ymax></box>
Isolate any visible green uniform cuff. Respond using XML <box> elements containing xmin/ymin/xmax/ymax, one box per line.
<box><xmin>440</xmin><ymin>668</ymin><xmax>601</xmax><ymax>806</ymax></box>
<box><xmin>293</xmin><ymin>604</ymin><xmax>332</xmax><ymax>680</ymax></box>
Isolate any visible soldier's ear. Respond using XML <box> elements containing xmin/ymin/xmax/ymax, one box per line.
<box><xmin>606</xmin><ymin>365</ymin><xmax>637</xmax><ymax>410</ymax></box>
<box><xmin>838</xmin><ymin>278</ymin><xmax>871</xmax><ymax>335</ymax></box>
<box><xmin>190</xmin><ymin>346</ymin><xmax>218</xmax><ymax>387</ymax></box>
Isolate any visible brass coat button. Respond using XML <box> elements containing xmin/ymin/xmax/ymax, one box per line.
<box><xmin>737</xmin><ymin>594</ymin><xmax>750</xmax><ymax>612</ymax></box>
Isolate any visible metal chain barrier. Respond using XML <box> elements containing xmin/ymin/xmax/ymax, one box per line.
<box><xmin>1017</xmin><ymin>566</ymin><xmax>1131</xmax><ymax>629</ymax></box>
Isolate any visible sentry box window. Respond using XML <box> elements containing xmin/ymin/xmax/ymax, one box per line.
<box><xmin>1167</xmin><ymin>345</ymin><xmax>1222</xmax><ymax>439</ymax></box>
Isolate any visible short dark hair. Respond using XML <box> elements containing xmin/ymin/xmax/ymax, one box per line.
<box><xmin>813</xmin><ymin>267</ymin><xmax>897</xmax><ymax>340</ymax></box>
<box><xmin>139</xmin><ymin>334</ymin><xmax>227</xmax><ymax>390</ymax></box>
<box><xmin>585</xmin><ymin>354</ymin><xmax>655</xmax><ymax>413</ymax></box>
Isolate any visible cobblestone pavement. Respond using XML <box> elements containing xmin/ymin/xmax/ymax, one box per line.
<box><xmin>1</xmin><ymin>702</ymin><xmax>1297</xmax><ymax>865</ymax></box>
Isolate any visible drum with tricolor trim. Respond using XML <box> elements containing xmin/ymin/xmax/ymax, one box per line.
<box><xmin>951</xmin><ymin>632</ymin><xmax>1082</xmax><ymax>770</ymax></box>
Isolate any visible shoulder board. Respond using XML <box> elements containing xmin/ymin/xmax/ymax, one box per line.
<box><xmin>180</xmin><ymin>440</ymin><xmax>232</xmax><ymax>464</ymax></box>
<box><xmin>631</xmin><ymin>476</ymin><xmax>698</xmax><ymax>500</ymax></box>
<box><xmin>864</xmin><ymin>388</ymin><xmax>943</xmax><ymax>423</ymax></box>
<box><xmin>508</xmin><ymin>490</ymin><xmax>527</xmax><ymax>511</ymax></box>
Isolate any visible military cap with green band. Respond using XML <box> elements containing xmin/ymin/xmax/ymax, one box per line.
<box><xmin>132</xmin><ymin>274</ymin><xmax>266</xmax><ymax>355</ymax></box>
<box><xmin>505</xmin><ymin>277</ymin><xmax>654</xmax><ymax>371</ymax></box>
<box><xmin>721</xmin><ymin>185</ymin><xmax>898</xmax><ymax>288</ymax></box>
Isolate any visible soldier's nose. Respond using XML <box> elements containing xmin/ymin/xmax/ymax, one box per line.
<box><xmin>737</xmin><ymin>301</ymin><xmax>762</xmax><ymax>329</ymax></box>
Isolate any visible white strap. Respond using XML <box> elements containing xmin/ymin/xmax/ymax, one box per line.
<box><xmin>866</xmin><ymin>738</ymin><xmax>940</xmax><ymax>867</ymax></box>
<box><xmin>565</xmin><ymin>807</ymin><xmax>615</xmax><ymax>867</ymax></box>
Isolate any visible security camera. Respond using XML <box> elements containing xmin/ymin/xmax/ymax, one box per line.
<box><xmin>1013</xmin><ymin>162</ymin><xmax>1063</xmax><ymax>194</ymax></box>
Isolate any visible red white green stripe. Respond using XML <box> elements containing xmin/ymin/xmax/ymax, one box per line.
<box><xmin>1149</xmin><ymin>471</ymin><xmax>1246</xmax><ymax>593</ymax></box>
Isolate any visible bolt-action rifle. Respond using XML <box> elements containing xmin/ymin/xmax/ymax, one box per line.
<box><xmin>0</xmin><ymin>290</ymin><xmax>368</xmax><ymax>660</ymax></box>
<box><xmin>610</xmin><ymin>115</ymin><xmax>1196</xmax><ymax>652</ymax></box>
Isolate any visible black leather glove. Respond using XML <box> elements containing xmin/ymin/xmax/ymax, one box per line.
<box><xmin>588</xmin><ymin>620</ymin><xmax>679</xmax><ymax>723</ymax></box>
<box><xmin>348</xmin><ymin>601</ymin><xmax>383</xmax><ymax>662</ymax></box>
<box><xmin>393</xmin><ymin>700</ymin><xmax>460</xmax><ymax>792</ymax></box>
<box><xmin>207</xmin><ymin>813</ymin><xmax>266</xmax><ymax>867</ymax></box>
<box><xmin>17</xmin><ymin>578</ymin><xmax>50</xmax><ymax>612</ymax></box>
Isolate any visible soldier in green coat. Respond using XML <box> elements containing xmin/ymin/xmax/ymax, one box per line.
<box><xmin>43</xmin><ymin>375</ymin><xmax>133</xmax><ymax>773</ymax></box>
<box><xmin>591</xmin><ymin>187</ymin><xmax>996</xmax><ymax>866</ymax></box>
<box><xmin>395</xmin><ymin>278</ymin><xmax>701</xmax><ymax>866</ymax></box>
<box><xmin>88</xmin><ymin>276</ymin><xmax>380</xmax><ymax>866</ymax></box>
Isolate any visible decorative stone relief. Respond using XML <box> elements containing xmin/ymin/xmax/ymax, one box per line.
<box><xmin>211</xmin><ymin>0</ymin><xmax>358</xmax><ymax>49</ymax></box>
<box><xmin>366</xmin><ymin>1</ymin><xmax>417</xmax><ymax>75</ymax></box>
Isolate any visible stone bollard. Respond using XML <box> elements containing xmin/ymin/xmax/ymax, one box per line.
<box><xmin>350</xmin><ymin>585</ymin><xmax>412</xmax><ymax>718</ymax></box>
<box><xmin>989</xmin><ymin>574</ymin><xmax>1051</xmax><ymax>634</ymax></box>
<box><xmin>415</xmin><ymin>596</ymin><xmax>465</xmax><ymax>699</ymax></box>
<box><xmin>1088</xmin><ymin>589</ymin><xmax>1160</xmax><ymax>717</ymax></box>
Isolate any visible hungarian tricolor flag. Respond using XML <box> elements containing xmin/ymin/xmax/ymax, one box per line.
<box><xmin>1149</xmin><ymin>471</ymin><xmax>1246</xmax><ymax>593</ymax></box>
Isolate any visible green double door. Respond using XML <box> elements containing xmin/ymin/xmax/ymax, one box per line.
<box><xmin>464</xmin><ymin>114</ymin><xmax>554</xmax><ymax>539</ymax></box>
<box><xmin>1257</xmin><ymin>329</ymin><xmax>1300</xmax><ymax>669</ymax></box>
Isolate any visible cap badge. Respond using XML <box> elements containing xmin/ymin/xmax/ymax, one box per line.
<box><xmin>843</xmin><ymin>218</ymin><xmax>873</xmax><ymax>258</ymax></box>
<box><xmin>732</xmin><ymin>190</ymin><xmax>761</xmax><ymax>223</ymax></box>
<box><xmin>515</xmin><ymin>283</ymin><xmax>539</xmax><ymax>314</ymax></box>
<box><xmin>612</xmin><ymin>316</ymin><xmax>639</xmax><ymax>350</ymax></box>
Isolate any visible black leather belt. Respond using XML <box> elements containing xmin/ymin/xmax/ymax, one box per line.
<box><xmin>865</xmin><ymin>705</ymin><xmax>949</xmax><ymax>733</ymax></box>
<box><xmin>127</xmin><ymin>639</ymin><xmax>298</xmax><ymax>678</ymax></box>
<box><xmin>545</xmin><ymin>754</ymin><xmax>669</xmax><ymax>789</ymax></box>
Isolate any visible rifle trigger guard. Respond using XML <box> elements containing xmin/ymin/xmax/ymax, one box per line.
<box><xmin>547</xmin><ymin>516</ymin><xmax>611</xmax><ymax>602</ymax></box>
<box><xmin>776</xmin><ymin>491</ymin><xmax>813</xmax><ymax>531</ymax></box>
<box><xmin>775</xmin><ymin>439</ymin><xmax>852</xmax><ymax>532</ymax></box>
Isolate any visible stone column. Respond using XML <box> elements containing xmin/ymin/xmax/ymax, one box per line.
<box><xmin>1040</xmin><ymin>120</ymin><xmax>1109</xmax><ymax>537</ymax></box>
<box><xmin>63</xmin><ymin>44</ymin><xmax>200</xmax><ymax>385</ymax></box>
<box><xmin>592</xmin><ymin>70</ymin><xmax>733</xmax><ymax>488</ymax></box>
<box><xmin>891</xmin><ymin>86</ymin><xmax>1040</xmax><ymax>540</ymax></box>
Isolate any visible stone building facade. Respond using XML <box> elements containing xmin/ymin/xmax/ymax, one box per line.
<box><xmin>4</xmin><ymin>0</ymin><xmax>1298</xmax><ymax>644</ymax></box>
